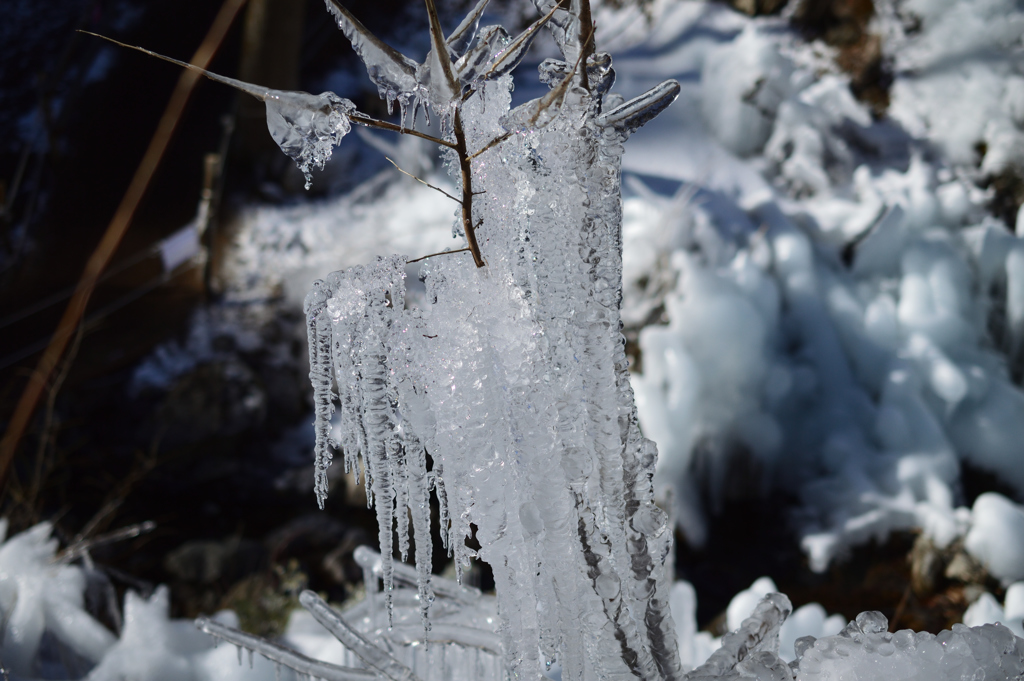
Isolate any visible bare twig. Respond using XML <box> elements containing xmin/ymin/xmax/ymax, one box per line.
<box><xmin>423</xmin><ymin>0</ymin><xmax>460</xmax><ymax>96</ymax></box>
<box><xmin>468</xmin><ymin>131</ymin><xmax>512</xmax><ymax>161</ymax></box>
<box><xmin>452</xmin><ymin>108</ymin><xmax>485</xmax><ymax>268</ymax></box>
<box><xmin>578</xmin><ymin>0</ymin><xmax>595</xmax><ymax>91</ymax></box>
<box><xmin>349</xmin><ymin>114</ymin><xmax>456</xmax><ymax>149</ymax></box>
<box><xmin>0</xmin><ymin>0</ymin><xmax>249</xmax><ymax>491</ymax></box>
<box><xmin>57</xmin><ymin>521</ymin><xmax>157</xmax><ymax>563</ymax></box>
<box><xmin>479</xmin><ymin>1</ymin><xmax>563</xmax><ymax>81</ymax></box>
<box><xmin>406</xmin><ymin>247</ymin><xmax>471</xmax><ymax>264</ymax></box>
<box><xmin>385</xmin><ymin>157</ymin><xmax>461</xmax><ymax>204</ymax></box>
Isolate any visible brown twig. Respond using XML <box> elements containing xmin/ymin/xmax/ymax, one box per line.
<box><xmin>468</xmin><ymin>131</ymin><xmax>512</xmax><ymax>161</ymax></box>
<box><xmin>406</xmin><ymin>247</ymin><xmax>472</xmax><ymax>264</ymax></box>
<box><xmin>350</xmin><ymin>114</ymin><xmax>456</xmax><ymax>149</ymax></box>
<box><xmin>577</xmin><ymin>0</ymin><xmax>595</xmax><ymax>91</ymax></box>
<box><xmin>384</xmin><ymin>157</ymin><xmax>461</xmax><ymax>204</ymax></box>
<box><xmin>530</xmin><ymin>24</ymin><xmax>594</xmax><ymax>127</ymax></box>
<box><xmin>452</xmin><ymin>108</ymin><xmax>486</xmax><ymax>268</ymax></box>
<box><xmin>0</xmin><ymin>0</ymin><xmax>249</xmax><ymax>491</ymax></box>
<box><xmin>57</xmin><ymin>520</ymin><xmax>157</xmax><ymax>563</ymax></box>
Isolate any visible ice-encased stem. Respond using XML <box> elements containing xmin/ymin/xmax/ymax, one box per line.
<box><xmin>300</xmin><ymin>591</ymin><xmax>424</xmax><ymax>681</ymax></box>
<box><xmin>195</xmin><ymin>616</ymin><xmax>377</xmax><ymax>681</ymax></box>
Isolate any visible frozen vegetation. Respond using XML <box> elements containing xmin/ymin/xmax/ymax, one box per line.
<box><xmin>8</xmin><ymin>0</ymin><xmax>1024</xmax><ymax>678</ymax></box>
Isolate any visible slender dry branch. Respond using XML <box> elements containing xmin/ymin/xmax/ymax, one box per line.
<box><xmin>468</xmin><ymin>131</ymin><xmax>512</xmax><ymax>161</ymax></box>
<box><xmin>452</xmin><ymin>108</ymin><xmax>486</xmax><ymax>268</ymax></box>
<box><xmin>57</xmin><ymin>521</ymin><xmax>157</xmax><ymax>563</ymax></box>
<box><xmin>350</xmin><ymin>114</ymin><xmax>456</xmax><ymax>149</ymax></box>
<box><xmin>384</xmin><ymin>157</ymin><xmax>461</xmax><ymax>204</ymax></box>
<box><xmin>530</xmin><ymin>25</ymin><xmax>593</xmax><ymax>127</ymax></box>
<box><xmin>424</xmin><ymin>0</ymin><xmax>460</xmax><ymax>95</ymax></box>
<box><xmin>406</xmin><ymin>247</ymin><xmax>472</xmax><ymax>264</ymax></box>
<box><xmin>578</xmin><ymin>0</ymin><xmax>595</xmax><ymax>91</ymax></box>
<box><xmin>81</xmin><ymin>31</ymin><xmax>459</xmax><ymax>154</ymax></box>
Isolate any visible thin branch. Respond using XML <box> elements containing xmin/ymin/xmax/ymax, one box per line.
<box><xmin>385</xmin><ymin>157</ymin><xmax>461</xmax><ymax>204</ymax></box>
<box><xmin>424</xmin><ymin>0</ymin><xmax>460</xmax><ymax>96</ymax></box>
<box><xmin>577</xmin><ymin>0</ymin><xmax>596</xmax><ymax>91</ymax></box>
<box><xmin>350</xmin><ymin>113</ymin><xmax>457</xmax><ymax>149</ymax></box>
<box><xmin>452</xmin><ymin>107</ymin><xmax>486</xmax><ymax>268</ymax></box>
<box><xmin>479</xmin><ymin>1</ymin><xmax>563</xmax><ymax>81</ymax></box>
<box><xmin>57</xmin><ymin>521</ymin><xmax>157</xmax><ymax>563</ymax></box>
<box><xmin>406</xmin><ymin>247</ymin><xmax>471</xmax><ymax>264</ymax></box>
<box><xmin>81</xmin><ymin>30</ymin><xmax>458</xmax><ymax>153</ymax></box>
<box><xmin>468</xmin><ymin>131</ymin><xmax>512</xmax><ymax>160</ymax></box>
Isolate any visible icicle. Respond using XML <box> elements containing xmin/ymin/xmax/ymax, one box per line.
<box><xmin>248</xmin><ymin>648</ymin><xmax>254</xmax><ymax>669</ymax></box>
<box><xmin>264</xmin><ymin>91</ymin><xmax>356</xmax><ymax>190</ymax></box>
<box><xmin>306</xmin><ymin>285</ymin><xmax>336</xmax><ymax>509</ymax></box>
<box><xmin>434</xmin><ymin>470</ymin><xmax>451</xmax><ymax>553</ymax></box>
<box><xmin>237</xmin><ymin>644</ymin><xmax>243</xmax><ymax>666</ymax></box>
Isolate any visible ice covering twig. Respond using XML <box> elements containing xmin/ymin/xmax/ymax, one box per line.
<box><xmin>299</xmin><ymin>591</ymin><xmax>424</xmax><ymax>681</ymax></box>
<box><xmin>686</xmin><ymin>593</ymin><xmax>792</xmax><ymax>679</ymax></box>
<box><xmin>353</xmin><ymin>546</ymin><xmax>482</xmax><ymax>606</ymax></box>
<box><xmin>195</xmin><ymin>616</ymin><xmax>378</xmax><ymax>681</ymax></box>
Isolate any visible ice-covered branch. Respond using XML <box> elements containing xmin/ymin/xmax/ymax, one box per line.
<box><xmin>299</xmin><ymin>591</ymin><xmax>424</xmax><ymax>681</ymax></box>
<box><xmin>195</xmin><ymin>616</ymin><xmax>378</xmax><ymax>681</ymax></box>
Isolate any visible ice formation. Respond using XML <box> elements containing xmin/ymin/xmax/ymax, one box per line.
<box><xmin>303</xmin><ymin>0</ymin><xmax>685</xmax><ymax>669</ymax></box>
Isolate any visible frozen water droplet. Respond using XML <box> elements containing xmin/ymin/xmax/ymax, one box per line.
<box><xmin>794</xmin><ymin>635</ymin><xmax>816</xmax><ymax>659</ymax></box>
<box><xmin>856</xmin><ymin>610</ymin><xmax>888</xmax><ymax>634</ymax></box>
<box><xmin>264</xmin><ymin>90</ymin><xmax>355</xmax><ymax>190</ymax></box>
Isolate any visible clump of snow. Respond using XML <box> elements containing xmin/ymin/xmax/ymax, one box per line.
<box><xmin>0</xmin><ymin>521</ymin><xmax>116</xmax><ymax>677</ymax></box>
<box><xmin>963</xmin><ymin>583</ymin><xmax>1024</xmax><ymax>639</ymax></box>
<box><xmin>594</xmin><ymin>0</ymin><xmax>1024</xmax><ymax>572</ymax></box>
<box><xmin>964</xmin><ymin>493</ymin><xmax>1024</xmax><ymax>585</ymax></box>
<box><xmin>85</xmin><ymin>587</ymin><xmax>288</xmax><ymax>681</ymax></box>
<box><xmin>885</xmin><ymin>0</ymin><xmax>1024</xmax><ymax>176</ymax></box>
<box><xmin>794</xmin><ymin>612</ymin><xmax>1024</xmax><ymax>681</ymax></box>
